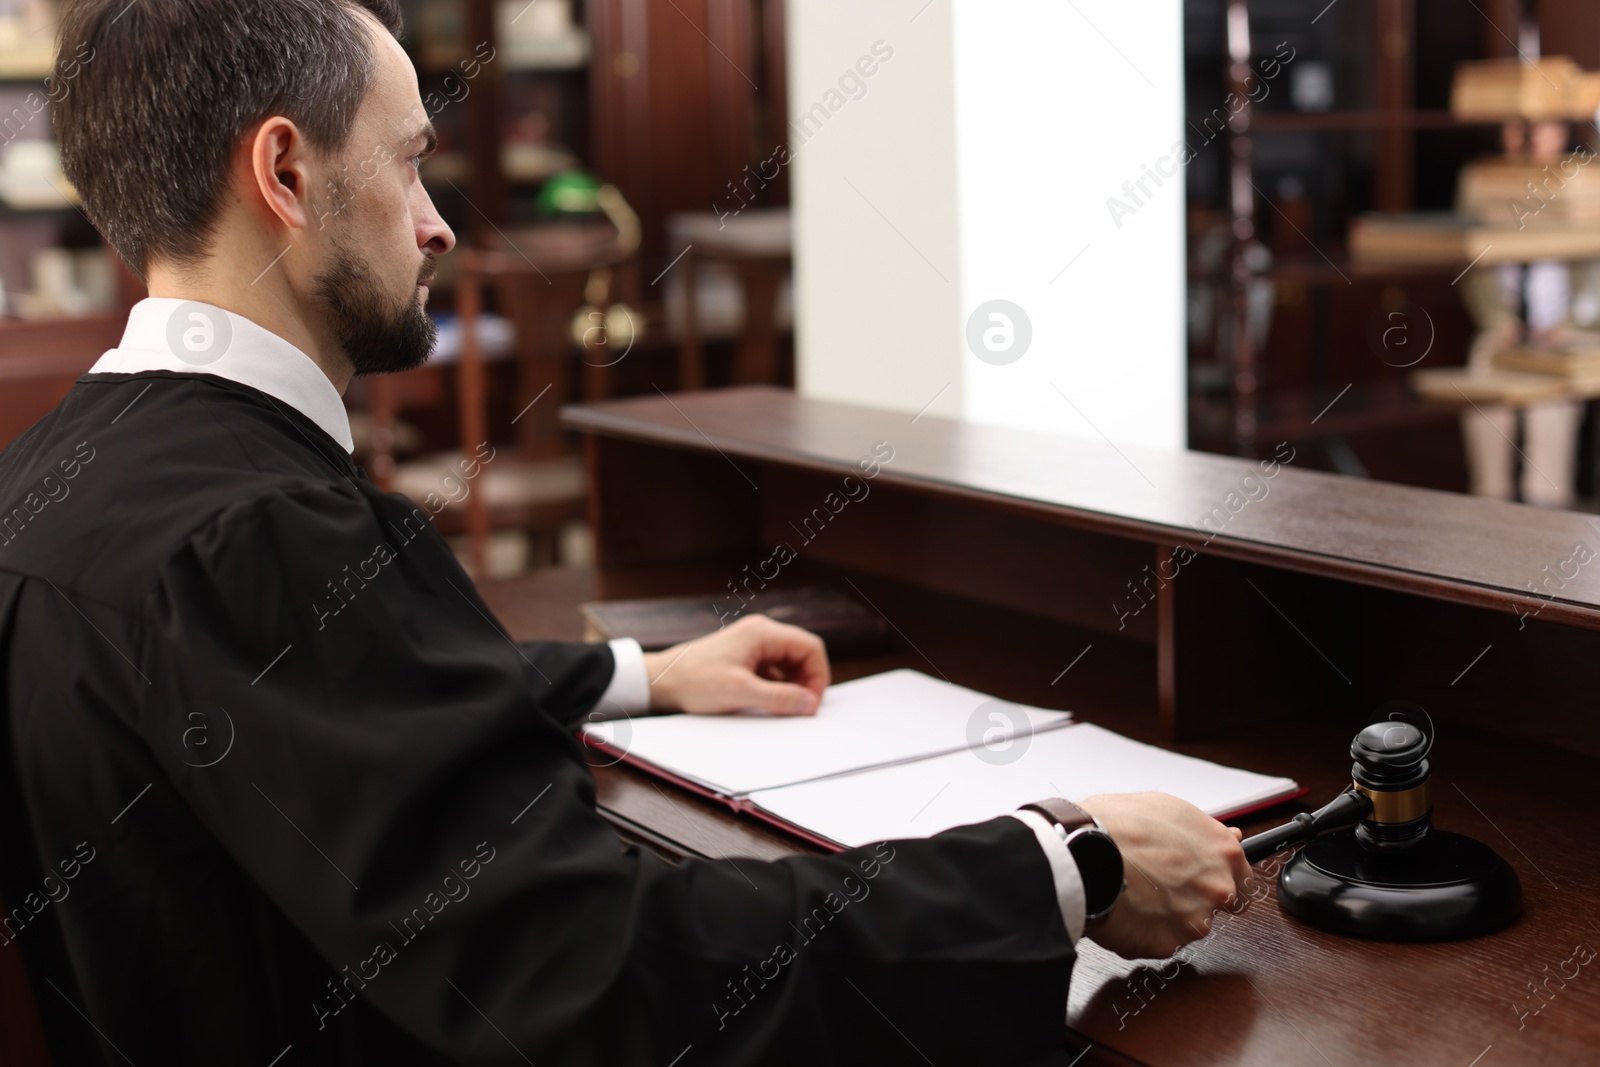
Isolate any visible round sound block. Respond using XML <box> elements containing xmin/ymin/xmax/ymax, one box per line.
<box><xmin>1278</xmin><ymin>829</ymin><xmax>1521</xmax><ymax>941</ymax></box>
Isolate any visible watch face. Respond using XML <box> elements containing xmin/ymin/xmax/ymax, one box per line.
<box><xmin>1066</xmin><ymin>828</ymin><xmax>1124</xmax><ymax>917</ymax></box>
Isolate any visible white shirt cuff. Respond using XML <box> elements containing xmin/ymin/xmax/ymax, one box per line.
<box><xmin>1007</xmin><ymin>810</ymin><xmax>1086</xmax><ymax>945</ymax></box>
<box><xmin>597</xmin><ymin>638</ymin><xmax>651</xmax><ymax>714</ymax></box>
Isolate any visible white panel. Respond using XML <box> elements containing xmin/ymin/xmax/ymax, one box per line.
<box><xmin>951</xmin><ymin>0</ymin><xmax>1187</xmax><ymax>450</ymax></box>
<box><xmin>786</xmin><ymin>0</ymin><xmax>964</xmax><ymax>419</ymax></box>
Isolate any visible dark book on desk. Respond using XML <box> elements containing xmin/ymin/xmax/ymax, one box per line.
<box><xmin>580</xmin><ymin>586</ymin><xmax>890</xmax><ymax>654</ymax></box>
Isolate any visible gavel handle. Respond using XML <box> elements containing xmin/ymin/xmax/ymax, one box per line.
<box><xmin>1241</xmin><ymin>789</ymin><xmax>1372</xmax><ymax>864</ymax></box>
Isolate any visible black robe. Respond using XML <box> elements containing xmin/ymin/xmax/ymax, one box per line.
<box><xmin>0</xmin><ymin>370</ymin><xmax>1076</xmax><ymax>1065</ymax></box>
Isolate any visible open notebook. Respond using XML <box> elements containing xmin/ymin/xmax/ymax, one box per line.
<box><xmin>579</xmin><ymin>669</ymin><xmax>1302</xmax><ymax>851</ymax></box>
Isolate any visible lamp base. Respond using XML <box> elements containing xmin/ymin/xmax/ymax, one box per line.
<box><xmin>1277</xmin><ymin>828</ymin><xmax>1521</xmax><ymax>941</ymax></box>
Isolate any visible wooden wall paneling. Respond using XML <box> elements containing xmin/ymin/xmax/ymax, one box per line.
<box><xmin>1156</xmin><ymin>543</ymin><xmax>1178</xmax><ymax>738</ymax></box>
<box><xmin>589</xmin><ymin>0</ymin><xmax>653</xmax><ymax>247</ymax></box>
<box><xmin>777</xmin><ymin>560</ymin><xmax>1160</xmax><ymax>727</ymax></box>
<box><xmin>638</xmin><ymin>0</ymin><xmax>705</xmax><ymax>263</ymax></box>
<box><xmin>583</xmin><ymin>433</ymin><xmax>762</xmax><ymax>565</ymax></box>
<box><xmin>1480</xmin><ymin>0</ymin><xmax>1523</xmax><ymax>59</ymax></box>
<box><xmin>1540</xmin><ymin>0</ymin><xmax>1600</xmax><ymax>68</ymax></box>
<box><xmin>463</xmin><ymin>0</ymin><xmax>509</xmax><ymax>232</ymax></box>
<box><xmin>1160</xmin><ymin>551</ymin><xmax>1362</xmax><ymax>742</ymax></box>
<box><xmin>589</xmin><ymin>0</ymin><xmax>761</xmax><ymax>264</ymax></box>
<box><xmin>1375</xmin><ymin>0</ymin><xmax>1416</xmax><ymax>211</ymax></box>
<box><xmin>1163</xmin><ymin>547</ymin><xmax>1600</xmax><ymax>752</ymax></box>
<box><xmin>755</xmin><ymin>466</ymin><xmax>1161</xmax><ymax>643</ymax></box>
<box><xmin>1349</xmin><ymin>582</ymin><xmax>1600</xmax><ymax>759</ymax></box>
<box><xmin>758</xmin><ymin>0</ymin><xmax>789</xmax><ymax>206</ymax></box>
<box><xmin>705</xmin><ymin>0</ymin><xmax>760</xmax><ymax>208</ymax></box>
<box><xmin>587</xmin><ymin>0</ymin><xmax>624</xmax><ymax>189</ymax></box>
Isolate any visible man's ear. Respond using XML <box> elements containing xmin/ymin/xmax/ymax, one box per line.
<box><xmin>249</xmin><ymin>117</ymin><xmax>315</xmax><ymax>233</ymax></box>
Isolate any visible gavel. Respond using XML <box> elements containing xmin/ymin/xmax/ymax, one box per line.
<box><xmin>1237</xmin><ymin>716</ymin><xmax>1521</xmax><ymax>941</ymax></box>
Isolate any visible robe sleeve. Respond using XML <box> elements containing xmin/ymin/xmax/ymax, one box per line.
<box><xmin>136</xmin><ymin>482</ymin><xmax>1076</xmax><ymax>1065</ymax></box>
<box><xmin>510</xmin><ymin>638</ymin><xmax>618</xmax><ymax>730</ymax></box>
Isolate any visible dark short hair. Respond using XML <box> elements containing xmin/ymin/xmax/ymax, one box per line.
<box><xmin>54</xmin><ymin>0</ymin><xmax>404</xmax><ymax>280</ymax></box>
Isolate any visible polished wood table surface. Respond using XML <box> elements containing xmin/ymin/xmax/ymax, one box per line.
<box><xmin>482</xmin><ymin>564</ymin><xmax>1600</xmax><ymax>1067</ymax></box>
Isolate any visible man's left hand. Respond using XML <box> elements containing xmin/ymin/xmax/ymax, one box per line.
<box><xmin>642</xmin><ymin>614</ymin><xmax>830</xmax><ymax>716</ymax></box>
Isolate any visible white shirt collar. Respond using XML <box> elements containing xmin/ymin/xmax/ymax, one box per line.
<box><xmin>90</xmin><ymin>297</ymin><xmax>355</xmax><ymax>453</ymax></box>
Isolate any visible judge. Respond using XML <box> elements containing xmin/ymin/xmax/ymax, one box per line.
<box><xmin>0</xmin><ymin>2</ymin><xmax>1250</xmax><ymax>1064</ymax></box>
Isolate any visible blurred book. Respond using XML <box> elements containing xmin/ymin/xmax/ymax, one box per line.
<box><xmin>1350</xmin><ymin>213</ymin><xmax>1480</xmax><ymax>264</ymax></box>
<box><xmin>1460</xmin><ymin>157</ymin><xmax>1600</xmax><ymax>225</ymax></box>
<box><xmin>1451</xmin><ymin>57</ymin><xmax>1600</xmax><ymax>122</ymax></box>
<box><xmin>581</xmin><ymin>586</ymin><xmax>889</xmax><ymax>654</ymax></box>
<box><xmin>1494</xmin><ymin>333</ymin><xmax>1600</xmax><ymax>380</ymax></box>
<box><xmin>1350</xmin><ymin>211</ymin><xmax>1600</xmax><ymax>265</ymax></box>
<box><xmin>1411</xmin><ymin>367</ymin><xmax>1570</xmax><ymax>404</ymax></box>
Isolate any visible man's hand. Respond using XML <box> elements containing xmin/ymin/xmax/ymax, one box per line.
<box><xmin>642</xmin><ymin>614</ymin><xmax>831</xmax><ymax>716</ymax></box>
<box><xmin>1076</xmin><ymin>792</ymin><xmax>1251</xmax><ymax>960</ymax></box>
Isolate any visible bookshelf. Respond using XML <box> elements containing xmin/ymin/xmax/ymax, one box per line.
<box><xmin>1184</xmin><ymin>0</ymin><xmax>1530</xmax><ymax>481</ymax></box>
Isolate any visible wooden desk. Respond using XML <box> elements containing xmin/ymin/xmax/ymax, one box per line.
<box><xmin>504</xmin><ymin>385</ymin><xmax>1600</xmax><ymax>1066</ymax></box>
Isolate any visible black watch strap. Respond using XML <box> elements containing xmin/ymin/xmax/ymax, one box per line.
<box><xmin>1019</xmin><ymin>797</ymin><xmax>1098</xmax><ymax>834</ymax></box>
<box><xmin>1019</xmin><ymin>797</ymin><xmax>1125</xmax><ymax>926</ymax></box>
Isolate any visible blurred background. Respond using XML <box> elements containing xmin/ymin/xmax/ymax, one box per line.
<box><xmin>5</xmin><ymin>0</ymin><xmax>1600</xmax><ymax>579</ymax></box>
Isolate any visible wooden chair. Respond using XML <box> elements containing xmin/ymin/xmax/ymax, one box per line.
<box><xmin>668</xmin><ymin>208</ymin><xmax>792</xmax><ymax>390</ymax></box>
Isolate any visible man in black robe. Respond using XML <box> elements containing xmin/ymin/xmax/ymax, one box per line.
<box><xmin>0</xmin><ymin>2</ymin><xmax>1250</xmax><ymax>1064</ymax></box>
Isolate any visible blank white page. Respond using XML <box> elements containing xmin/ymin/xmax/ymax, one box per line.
<box><xmin>744</xmin><ymin>722</ymin><xmax>1300</xmax><ymax>848</ymax></box>
<box><xmin>581</xmin><ymin>668</ymin><xmax>1071</xmax><ymax>796</ymax></box>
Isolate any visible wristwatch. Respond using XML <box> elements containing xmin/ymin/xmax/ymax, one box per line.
<box><xmin>1020</xmin><ymin>798</ymin><xmax>1126</xmax><ymax>927</ymax></box>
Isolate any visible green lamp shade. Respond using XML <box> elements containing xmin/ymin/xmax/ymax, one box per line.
<box><xmin>537</xmin><ymin>170</ymin><xmax>602</xmax><ymax>216</ymax></box>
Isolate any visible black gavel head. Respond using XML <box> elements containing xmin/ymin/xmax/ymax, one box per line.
<box><xmin>1275</xmin><ymin>713</ymin><xmax>1521</xmax><ymax>941</ymax></box>
<box><xmin>1348</xmin><ymin>720</ymin><xmax>1432</xmax><ymax>847</ymax></box>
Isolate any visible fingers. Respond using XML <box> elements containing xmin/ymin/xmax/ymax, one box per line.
<box><xmin>1224</xmin><ymin>837</ymin><xmax>1252</xmax><ymax>898</ymax></box>
<box><xmin>737</xmin><ymin>676</ymin><xmax>820</xmax><ymax>716</ymax></box>
<box><xmin>741</xmin><ymin>615</ymin><xmax>831</xmax><ymax>697</ymax></box>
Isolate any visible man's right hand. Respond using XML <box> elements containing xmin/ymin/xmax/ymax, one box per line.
<box><xmin>1075</xmin><ymin>792</ymin><xmax>1252</xmax><ymax>960</ymax></box>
